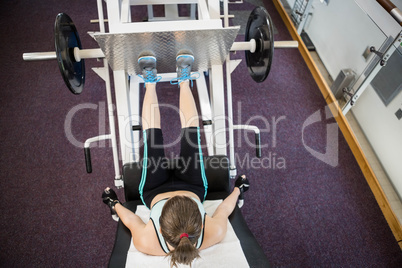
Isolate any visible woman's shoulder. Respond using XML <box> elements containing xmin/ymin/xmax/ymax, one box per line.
<box><xmin>204</xmin><ymin>215</ymin><xmax>227</xmax><ymax>233</ymax></box>
<box><xmin>134</xmin><ymin>220</ymin><xmax>166</xmax><ymax>256</ymax></box>
<box><xmin>200</xmin><ymin>215</ymin><xmax>227</xmax><ymax>250</ymax></box>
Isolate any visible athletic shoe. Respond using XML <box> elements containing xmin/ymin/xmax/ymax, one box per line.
<box><xmin>170</xmin><ymin>54</ymin><xmax>199</xmax><ymax>86</ymax></box>
<box><xmin>138</xmin><ymin>56</ymin><xmax>162</xmax><ymax>84</ymax></box>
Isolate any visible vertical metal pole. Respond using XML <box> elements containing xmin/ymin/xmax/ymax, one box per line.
<box><xmin>113</xmin><ymin>70</ymin><xmax>132</xmax><ymax>165</ymax></box>
<box><xmin>207</xmin><ymin>0</ymin><xmax>220</xmax><ymax>19</ymax></box>
<box><xmin>105</xmin><ymin>0</ymin><xmax>121</xmax><ymax>32</ymax></box>
<box><xmin>147</xmin><ymin>5</ymin><xmax>154</xmax><ymax>20</ymax></box>
<box><xmin>196</xmin><ymin>74</ymin><xmax>215</xmax><ymax>156</ymax></box>
<box><xmin>165</xmin><ymin>4</ymin><xmax>179</xmax><ymax>20</ymax></box>
<box><xmin>206</xmin><ymin>0</ymin><xmax>226</xmax><ymax>156</ymax></box>
<box><xmin>129</xmin><ymin>75</ymin><xmax>141</xmax><ymax>162</ymax></box>
<box><xmin>96</xmin><ymin>0</ymin><xmax>106</xmax><ymax>33</ymax></box>
<box><xmin>104</xmin><ymin>60</ymin><xmax>122</xmax><ymax>186</ymax></box>
<box><xmin>190</xmin><ymin>4</ymin><xmax>196</xmax><ymax>20</ymax></box>
<box><xmin>210</xmin><ymin>65</ymin><xmax>227</xmax><ymax>156</ymax></box>
<box><xmin>223</xmin><ymin>0</ymin><xmax>237</xmax><ymax>177</ymax></box>
<box><xmin>223</xmin><ymin>0</ymin><xmax>229</xmax><ymax>27</ymax></box>
<box><xmin>97</xmin><ymin>0</ymin><xmax>122</xmax><ymax>185</ymax></box>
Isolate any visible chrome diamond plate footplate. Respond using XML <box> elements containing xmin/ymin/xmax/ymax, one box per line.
<box><xmin>93</xmin><ymin>27</ymin><xmax>240</xmax><ymax>75</ymax></box>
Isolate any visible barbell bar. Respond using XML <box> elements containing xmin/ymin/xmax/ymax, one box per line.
<box><xmin>23</xmin><ymin>48</ymin><xmax>104</xmax><ymax>62</ymax></box>
<box><xmin>22</xmin><ymin>39</ymin><xmax>297</xmax><ymax>61</ymax></box>
<box><xmin>231</xmin><ymin>40</ymin><xmax>298</xmax><ymax>52</ymax></box>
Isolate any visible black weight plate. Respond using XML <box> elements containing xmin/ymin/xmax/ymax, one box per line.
<box><xmin>55</xmin><ymin>13</ymin><xmax>85</xmax><ymax>95</ymax></box>
<box><xmin>245</xmin><ymin>7</ymin><xmax>274</xmax><ymax>83</ymax></box>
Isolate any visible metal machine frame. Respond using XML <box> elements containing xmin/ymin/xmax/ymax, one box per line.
<box><xmin>88</xmin><ymin>0</ymin><xmax>260</xmax><ymax>187</ymax></box>
<box><xmin>23</xmin><ymin>0</ymin><xmax>298</xmax><ymax>187</ymax></box>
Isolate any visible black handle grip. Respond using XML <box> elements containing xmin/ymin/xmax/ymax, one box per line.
<box><xmin>255</xmin><ymin>133</ymin><xmax>261</xmax><ymax>158</ymax></box>
<box><xmin>132</xmin><ymin>125</ymin><xmax>142</xmax><ymax>131</ymax></box>
<box><xmin>84</xmin><ymin>147</ymin><xmax>92</xmax><ymax>173</ymax></box>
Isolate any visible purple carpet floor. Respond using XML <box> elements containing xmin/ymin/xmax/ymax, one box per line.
<box><xmin>1</xmin><ymin>0</ymin><xmax>401</xmax><ymax>267</ymax></box>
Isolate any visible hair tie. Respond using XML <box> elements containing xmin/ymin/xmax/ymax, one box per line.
<box><xmin>180</xmin><ymin>233</ymin><xmax>189</xmax><ymax>239</ymax></box>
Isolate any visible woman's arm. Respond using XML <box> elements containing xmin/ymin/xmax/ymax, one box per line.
<box><xmin>213</xmin><ymin>174</ymin><xmax>249</xmax><ymax>220</ymax></box>
<box><xmin>201</xmin><ymin>175</ymin><xmax>250</xmax><ymax>249</ymax></box>
<box><xmin>102</xmin><ymin>188</ymin><xmax>165</xmax><ymax>255</ymax></box>
<box><xmin>102</xmin><ymin>188</ymin><xmax>146</xmax><ymax>233</ymax></box>
<box><xmin>114</xmin><ymin>203</ymin><xmax>166</xmax><ymax>256</ymax></box>
<box><xmin>200</xmin><ymin>188</ymin><xmax>240</xmax><ymax>249</ymax></box>
<box><xmin>115</xmin><ymin>203</ymin><xmax>146</xmax><ymax>232</ymax></box>
<box><xmin>212</xmin><ymin>187</ymin><xmax>241</xmax><ymax>219</ymax></box>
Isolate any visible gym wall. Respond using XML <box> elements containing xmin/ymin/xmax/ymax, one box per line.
<box><xmin>284</xmin><ymin>0</ymin><xmax>402</xmax><ymax>199</ymax></box>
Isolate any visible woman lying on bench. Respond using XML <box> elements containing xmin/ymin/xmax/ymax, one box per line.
<box><xmin>102</xmin><ymin>54</ymin><xmax>249</xmax><ymax>267</ymax></box>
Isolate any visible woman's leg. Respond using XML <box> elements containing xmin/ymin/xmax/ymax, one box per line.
<box><xmin>138</xmin><ymin>56</ymin><xmax>169</xmax><ymax>208</ymax></box>
<box><xmin>174</xmin><ymin>55</ymin><xmax>208</xmax><ymax>201</ymax></box>
<box><xmin>139</xmin><ymin>55</ymin><xmax>162</xmax><ymax>130</ymax></box>
<box><xmin>179</xmin><ymin>81</ymin><xmax>199</xmax><ymax>128</ymax></box>
<box><xmin>142</xmin><ymin>83</ymin><xmax>160</xmax><ymax>130</ymax></box>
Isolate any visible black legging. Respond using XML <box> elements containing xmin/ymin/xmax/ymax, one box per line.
<box><xmin>139</xmin><ymin>127</ymin><xmax>208</xmax><ymax>208</ymax></box>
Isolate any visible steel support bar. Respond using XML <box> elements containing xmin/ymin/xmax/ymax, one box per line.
<box><xmin>210</xmin><ymin>65</ymin><xmax>227</xmax><ymax>156</ymax></box>
<box><xmin>129</xmin><ymin>75</ymin><xmax>141</xmax><ymax>163</ymax></box>
<box><xmin>223</xmin><ymin>0</ymin><xmax>236</xmax><ymax>177</ymax></box>
<box><xmin>113</xmin><ymin>70</ymin><xmax>133</xmax><ymax>165</ymax></box>
<box><xmin>196</xmin><ymin>74</ymin><xmax>215</xmax><ymax>156</ymax></box>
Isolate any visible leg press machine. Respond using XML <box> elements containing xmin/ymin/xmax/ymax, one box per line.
<box><xmin>23</xmin><ymin>0</ymin><xmax>299</xmax><ymax>266</ymax></box>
